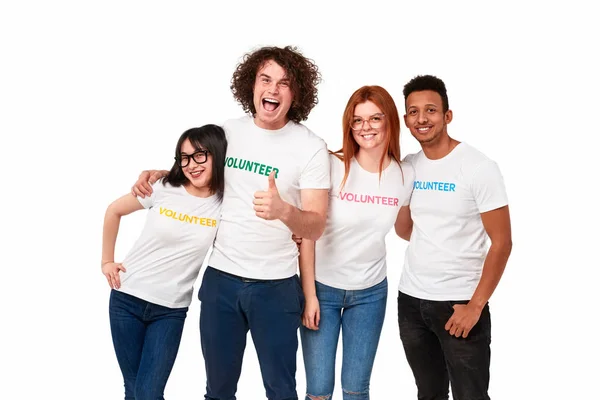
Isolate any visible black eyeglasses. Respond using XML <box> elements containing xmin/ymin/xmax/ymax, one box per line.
<box><xmin>175</xmin><ymin>150</ymin><xmax>209</xmax><ymax>168</ymax></box>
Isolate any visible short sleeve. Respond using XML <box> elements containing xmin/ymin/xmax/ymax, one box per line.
<box><xmin>299</xmin><ymin>145</ymin><xmax>330</xmax><ymax>190</ymax></box>
<box><xmin>402</xmin><ymin>153</ymin><xmax>416</xmax><ymax>166</ymax></box>
<box><xmin>401</xmin><ymin>162</ymin><xmax>416</xmax><ymax>206</ymax></box>
<box><xmin>137</xmin><ymin>180</ymin><xmax>162</xmax><ymax>209</ymax></box>
<box><xmin>470</xmin><ymin>160</ymin><xmax>508</xmax><ymax>213</ymax></box>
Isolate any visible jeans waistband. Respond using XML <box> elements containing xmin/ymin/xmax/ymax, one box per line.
<box><xmin>213</xmin><ymin>268</ymin><xmax>292</xmax><ymax>283</ymax></box>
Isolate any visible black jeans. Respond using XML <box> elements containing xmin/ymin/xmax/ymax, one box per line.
<box><xmin>397</xmin><ymin>291</ymin><xmax>491</xmax><ymax>400</ymax></box>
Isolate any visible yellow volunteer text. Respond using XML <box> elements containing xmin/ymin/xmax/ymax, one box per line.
<box><xmin>159</xmin><ymin>207</ymin><xmax>217</xmax><ymax>227</ymax></box>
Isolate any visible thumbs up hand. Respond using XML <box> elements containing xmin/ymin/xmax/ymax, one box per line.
<box><xmin>254</xmin><ymin>171</ymin><xmax>288</xmax><ymax>220</ymax></box>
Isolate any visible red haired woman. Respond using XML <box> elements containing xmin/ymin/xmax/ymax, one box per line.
<box><xmin>298</xmin><ymin>86</ymin><xmax>415</xmax><ymax>400</ymax></box>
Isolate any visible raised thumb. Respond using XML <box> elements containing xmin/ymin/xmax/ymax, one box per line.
<box><xmin>268</xmin><ymin>171</ymin><xmax>277</xmax><ymax>190</ymax></box>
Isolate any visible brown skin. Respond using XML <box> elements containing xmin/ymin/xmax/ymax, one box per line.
<box><xmin>444</xmin><ymin>206</ymin><xmax>512</xmax><ymax>337</ymax></box>
<box><xmin>399</xmin><ymin>89</ymin><xmax>513</xmax><ymax>338</ymax></box>
<box><xmin>394</xmin><ymin>205</ymin><xmax>412</xmax><ymax>241</ymax></box>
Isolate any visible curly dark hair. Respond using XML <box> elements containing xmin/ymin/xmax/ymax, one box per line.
<box><xmin>230</xmin><ymin>45</ymin><xmax>321</xmax><ymax>123</ymax></box>
<box><xmin>403</xmin><ymin>75</ymin><xmax>449</xmax><ymax>112</ymax></box>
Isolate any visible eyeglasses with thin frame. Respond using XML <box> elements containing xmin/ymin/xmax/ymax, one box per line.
<box><xmin>175</xmin><ymin>149</ymin><xmax>209</xmax><ymax>168</ymax></box>
<box><xmin>351</xmin><ymin>113</ymin><xmax>385</xmax><ymax>131</ymax></box>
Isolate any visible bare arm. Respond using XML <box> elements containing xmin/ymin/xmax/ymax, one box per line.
<box><xmin>468</xmin><ymin>205</ymin><xmax>513</xmax><ymax>310</ymax></box>
<box><xmin>254</xmin><ymin>172</ymin><xmax>328</xmax><ymax>241</ymax></box>
<box><xmin>299</xmin><ymin>238</ymin><xmax>320</xmax><ymax>330</ymax></box>
<box><xmin>394</xmin><ymin>205</ymin><xmax>413</xmax><ymax>241</ymax></box>
<box><xmin>101</xmin><ymin>194</ymin><xmax>144</xmax><ymax>288</ymax></box>
<box><xmin>280</xmin><ymin>188</ymin><xmax>328</xmax><ymax>241</ymax></box>
<box><xmin>445</xmin><ymin>205</ymin><xmax>512</xmax><ymax>338</ymax></box>
<box><xmin>131</xmin><ymin>170</ymin><xmax>169</xmax><ymax>198</ymax></box>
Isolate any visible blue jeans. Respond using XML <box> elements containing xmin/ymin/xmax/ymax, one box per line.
<box><xmin>198</xmin><ymin>266</ymin><xmax>305</xmax><ymax>400</ymax></box>
<box><xmin>300</xmin><ymin>278</ymin><xmax>388</xmax><ymax>400</ymax></box>
<box><xmin>397</xmin><ymin>291</ymin><xmax>492</xmax><ymax>400</ymax></box>
<box><xmin>109</xmin><ymin>289</ymin><xmax>188</xmax><ymax>400</ymax></box>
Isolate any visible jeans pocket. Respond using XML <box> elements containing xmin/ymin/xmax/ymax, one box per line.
<box><xmin>198</xmin><ymin>267</ymin><xmax>217</xmax><ymax>302</ymax></box>
<box><xmin>275</xmin><ymin>277</ymin><xmax>303</xmax><ymax>314</ymax></box>
<box><xmin>294</xmin><ymin>275</ymin><xmax>305</xmax><ymax>312</ymax></box>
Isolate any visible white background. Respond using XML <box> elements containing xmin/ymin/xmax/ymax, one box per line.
<box><xmin>1</xmin><ymin>1</ymin><xmax>598</xmax><ymax>399</ymax></box>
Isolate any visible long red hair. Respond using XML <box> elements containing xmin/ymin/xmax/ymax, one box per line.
<box><xmin>333</xmin><ymin>85</ymin><xmax>402</xmax><ymax>190</ymax></box>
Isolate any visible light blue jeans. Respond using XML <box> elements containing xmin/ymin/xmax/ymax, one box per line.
<box><xmin>300</xmin><ymin>278</ymin><xmax>387</xmax><ymax>400</ymax></box>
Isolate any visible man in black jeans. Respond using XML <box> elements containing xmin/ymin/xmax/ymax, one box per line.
<box><xmin>394</xmin><ymin>75</ymin><xmax>512</xmax><ymax>400</ymax></box>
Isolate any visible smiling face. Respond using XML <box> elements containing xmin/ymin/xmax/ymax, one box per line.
<box><xmin>404</xmin><ymin>90</ymin><xmax>452</xmax><ymax>145</ymax></box>
<box><xmin>351</xmin><ymin>100</ymin><xmax>388</xmax><ymax>154</ymax></box>
<box><xmin>252</xmin><ymin>60</ymin><xmax>294</xmax><ymax>130</ymax></box>
<box><xmin>180</xmin><ymin>138</ymin><xmax>213</xmax><ymax>193</ymax></box>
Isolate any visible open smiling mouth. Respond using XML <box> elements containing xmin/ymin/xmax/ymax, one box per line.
<box><xmin>360</xmin><ymin>132</ymin><xmax>378</xmax><ymax>140</ymax></box>
<box><xmin>263</xmin><ymin>98</ymin><xmax>280</xmax><ymax>112</ymax></box>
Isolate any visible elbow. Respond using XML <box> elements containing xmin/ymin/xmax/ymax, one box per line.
<box><xmin>395</xmin><ymin>226</ymin><xmax>411</xmax><ymax>242</ymax></box>
<box><xmin>505</xmin><ymin>239</ymin><xmax>513</xmax><ymax>256</ymax></box>
<box><xmin>493</xmin><ymin>237</ymin><xmax>513</xmax><ymax>258</ymax></box>
<box><xmin>106</xmin><ymin>201</ymin><xmax>122</xmax><ymax>219</ymax></box>
<box><xmin>307</xmin><ymin>217</ymin><xmax>327</xmax><ymax>241</ymax></box>
<box><xmin>395</xmin><ymin>226</ymin><xmax>404</xmax><ymax>239</ymax></box>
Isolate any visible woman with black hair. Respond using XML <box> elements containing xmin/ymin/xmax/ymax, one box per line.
<box><xmin>101</xmin><ymin>124</ymin><xmax>227</xmax><ymax>400</ymax></box>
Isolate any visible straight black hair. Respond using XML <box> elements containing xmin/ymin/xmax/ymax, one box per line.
<box><xmin>164</xmin><ymin>125</ymin><xmax>227</xmax><ymax>200</ymax></box>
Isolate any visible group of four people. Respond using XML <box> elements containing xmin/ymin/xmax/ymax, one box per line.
<box><xmin>101</xmin><ymin>45</ymin><xmax>512</xmax><ymax>400</ymax></box>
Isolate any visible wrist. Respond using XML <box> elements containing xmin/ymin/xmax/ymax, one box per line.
<box><xmin>279</xmin><ymin>201</ymin><xmax>294</xmax><ymax>223</ymax></box>
<box><xmin>101</xmin><ymin>260</ymin><xmax>114</xmax><ymax>266</ymax></box>
<box><xmin>468</xmin><ymin>297</ymin><xmax>487</xmax><ymax>312</ymax></box>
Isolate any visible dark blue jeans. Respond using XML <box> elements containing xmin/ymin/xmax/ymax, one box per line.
<box><xmin>397</xmin><ymin>291</ymin><xmax>491</xmax><ymax>400</ymax></box>
<box><xmin>109</xmin><ymin>290</ymin><xmax>188</xmax><ymax>400</ymax></box>
<box><xmin>199</xmin><ymin>266</ymin><xmax>305</xmax><ymax>400</ymax></box>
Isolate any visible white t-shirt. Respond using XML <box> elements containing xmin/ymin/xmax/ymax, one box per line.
<box><xmin>118</xmin><ymin>180</ymin><xmax>221</xmax><ymax>308</ymax></box>
<box><xmin>209</xmin><ymin>116</ymin><xmax>330</xmax><ymax>279</ymax></box>
<box><xmin>398</xmin><ymin>143</ymin><xmax>509</xmax><ymax>300</ymax></box>
<box><xmin>316</xmin><ymin>154</ymin><xmax>415</xmax><ymax>290</ymax></box>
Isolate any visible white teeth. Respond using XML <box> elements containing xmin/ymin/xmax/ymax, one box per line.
<box><xmin>264</xmin><ymin>98</ymin><xmax>279</xmax><ymax>104</ymax></box>
<box><xmin>418</xmin><ymin>127</ymin><xmax>430</xmax><ymax>132</ymax></box>
<box><xmin>362</xmin><ymin>134</ymin><xmax>375</xmax><ymax>139</ymax></box>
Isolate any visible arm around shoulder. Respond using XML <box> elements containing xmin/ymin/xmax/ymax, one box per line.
<box><xmin>132</xmin><ymin>169</ymin><xmax>169</xmax><ymax>198</ymax></box>
<box><xmin>394</xmin><ymin>205</ymin><xmax>412</xmax><ymax>241</ymax></box>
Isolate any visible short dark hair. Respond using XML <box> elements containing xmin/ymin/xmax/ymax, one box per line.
<box><xmin>230</xmin><ymin>45</ymin><xmax>321</xmax><ymax>123</ymax></box>
<box><xmin>403</xmin><ymin>75</ymin><xmax>449</xmax><ymax>112</ymax></box>
<box><xmin>164</xmin><ymin>125</ymin><xmax>227</xmax><ymax>200</ymax></box>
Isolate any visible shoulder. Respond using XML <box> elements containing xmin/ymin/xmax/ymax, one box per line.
<box><xmin>152</xmin><ymin>178</ymin><xmax>183</xmax><ymax>198</ymax></box>
<box><xmin>152</xmin><ymin>178</ymin><xmax>168</xmax><ymax>192</ymax></box>
<box><xmin>454</xmin><ymin>144</ymin><xmax>506</xmax><ymax>189</ymax></box>
<box><xmin>328</xmin><ymin>152</ymin><xmax>343</xmax><ymax>166</ymax></box>
<box><xmin>223</xmin><ymin>116</ymin><xmax>252</xmax><ymax>134</ymax></box>
<box><xmin>459</xmin><ymin>143</ymin><xmax>493</xmax><ymax>163</ymax></box>
<box><xmin>402</xmin><ymin>150</ymin><xmax>423</xmax><ymax>166</ymax></box>
<box><xmin>290</xmin><ymin>122</ymin><xmax>328</xmax><ymax>150</ymax></box>
<box><xmin>399</xmin><ymin>160</ymin><xmax>416</xmax><ymax>181</ymax></box>
<box><xmin>456</xmin><ymin>143</ymin><xmax>499</xmax><ymax>174</ymax></box>
<box><xmin>328</xmin><ymin>152</ymin><xmax>345</xmax><ymax>176</ymax></box>
<box><xmin>385</xmin><ymin>160</ymin><xmax>414</xmax><ymax>189</ymax></box>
